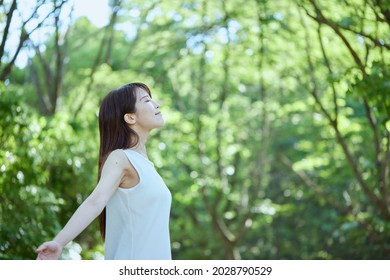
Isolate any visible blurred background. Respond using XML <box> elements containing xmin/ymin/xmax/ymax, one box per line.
<box><xmin>0</xmin><ymin>0</ymin><xmax>389</xmax><ymax>260</ymax></box>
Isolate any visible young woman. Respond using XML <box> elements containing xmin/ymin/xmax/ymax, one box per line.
<box><xmin>35</xmin><ymin>82</ymin><xmax>172</xmax><ymax>260</ymax></box>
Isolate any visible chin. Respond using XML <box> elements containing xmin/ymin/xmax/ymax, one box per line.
<box><xmin>153</xmin><ymin>120</ymin><xmax>165</xmax><ymax>128</ymax></box>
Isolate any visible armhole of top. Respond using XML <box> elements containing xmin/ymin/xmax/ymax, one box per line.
<box><xmin>119</xmin><ymin>149</ymin><xmax>141</xmax><ymax>190</ymax></box>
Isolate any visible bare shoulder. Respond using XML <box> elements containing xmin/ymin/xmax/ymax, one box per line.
<box><xmin>106</xmin><ymin>149</ymin><xmax>139</xmax><ymax>188</ymax></box>
<box><xmin>103</xmin><ymin>149</ymin><xmax>131</xmax><ymax>171</ymax></box>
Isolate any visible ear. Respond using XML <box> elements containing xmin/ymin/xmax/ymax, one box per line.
<box><xmin>124</xmin><ymin>113</ymin><xmax>136</xmax><ymax>125</ymax></box>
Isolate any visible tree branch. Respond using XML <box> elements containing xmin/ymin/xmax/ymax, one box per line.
<box><xmin>29</xmin><ymin>61</ymin><xmax>50</xmax><ymax>115</ymax></box>
<box><xmin>104</xmin><ymin>0</ymin><xmax>122</xmax><ymax>64</ymax></box>
<box><xmin>73</xmin><ymin>6</ymin><xmax>119</xmax><ymax>119</ymax></box>
<box><xmin>0</xmin><ymin>0</ymin><xmax>61</xmax><ymax>81</ymax></box>
<box><xmin>373</xmin><ymin>0</ymin><xmax>390</xmax><ymax>25</ymax></box>
<box><xmin>0</xmin><ymin>0</ymin><xmax>17</xmax><ymax>64</ymax></box>
<box><xmin>298</xmin><ymin>4</ymin><xmax>390</xmax><ymax>221</ymax></box>
<box><xmin>120</xmin><ymin>1</ymin><xmax>161</xmax><ymax>69</ymax></box>
<box><xmin>303</xmin><ymin>0</ymin><xmax>366</xmax><ymax>73</ymax></box>
<box><xmin>317</xmin><ymin>24</ymin><xmax>340</xmax><ymax>135</ymax></box>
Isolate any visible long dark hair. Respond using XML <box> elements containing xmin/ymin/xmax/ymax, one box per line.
<box><xmin>97</xmin><ymin>82</ymin><xmax>152</xmax><ymax>240</ymax></box>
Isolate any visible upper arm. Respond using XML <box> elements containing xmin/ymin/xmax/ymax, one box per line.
<box><xmin>86</xmin><ymin>149</ymin><xmax>131</xmax><ymax>207</ymax></box>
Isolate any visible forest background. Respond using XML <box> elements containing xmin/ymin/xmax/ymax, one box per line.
<box><xmin>0</xmin><ymin>0</ymin><xmax>389</xmax><ymax>260</ymax></box>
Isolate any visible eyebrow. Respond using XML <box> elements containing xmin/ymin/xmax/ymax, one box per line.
<box><xmin>139</xmin><ymin>95</ymin><xmax>150</xmax><ymax>101</ymax></box>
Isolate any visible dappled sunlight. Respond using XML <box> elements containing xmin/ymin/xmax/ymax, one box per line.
<box><xmin>1</xmin><ymin>0</ymin><xmax>389</xmax><ymax>260</ymax></box>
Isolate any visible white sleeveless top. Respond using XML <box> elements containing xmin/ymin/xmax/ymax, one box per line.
<box><xmin>104</xmin><ymin>149</ymin><xmax>172</xmax><ymax>260</ymax></box>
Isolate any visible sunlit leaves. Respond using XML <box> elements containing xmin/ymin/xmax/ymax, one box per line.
<box><xmin>1</xmin><ymin>0</ymin><xmax>389</xmax><ymax>260</ymax></box>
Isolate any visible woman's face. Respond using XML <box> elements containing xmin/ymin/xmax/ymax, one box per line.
<box><xmin>132</xmin><ymin>88</ymin><xmax>164</xmax><ymax>131</ymax></box>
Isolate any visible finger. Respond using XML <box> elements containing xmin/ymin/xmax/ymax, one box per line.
<box><xmin>35</xmin><ymin>246</ymin><xmax>45</xmax><ymax>253</ymax></box>
<box><xmin>38</xmin><ymin>251</ymin><xmax>52</xmax><ymax>260</ymax></box>
<box><xmin>35</xmin><ymin>244</ymin><xmax>47</xmax><ymax>253</ymax></box>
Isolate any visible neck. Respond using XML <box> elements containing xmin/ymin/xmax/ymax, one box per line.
<box><xmin>134</xmin><ymin>142</ymin><xmax>147</xmax><ymax>157</ymax></box>
<box><xmin>132</xmin><ymin>129</ymin><xmax>150</xmax><ymax>157</ymax></box>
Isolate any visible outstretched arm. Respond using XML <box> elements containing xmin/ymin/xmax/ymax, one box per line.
<box><xmin>35</xmin><ymin>150</ymin><xmax>130</xmax><ymax>260</ymax></box>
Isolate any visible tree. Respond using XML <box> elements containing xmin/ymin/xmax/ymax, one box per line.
<box><xmin>0</xmin><ymin>0</ymin><xmax>63</xmax><ymax>81</ymax></box>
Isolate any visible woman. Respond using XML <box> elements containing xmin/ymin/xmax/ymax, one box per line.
<box><xmin>35</xmin><ymin>82</ymin><xmax>172</xmax><ymax>260</ymax></box>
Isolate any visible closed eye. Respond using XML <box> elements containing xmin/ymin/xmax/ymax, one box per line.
<box><xmin>140</xmin><ymin>95</ymin><xmax>151</xmax><ymax>102</ymax></box>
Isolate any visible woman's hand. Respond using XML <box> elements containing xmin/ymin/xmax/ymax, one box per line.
<box><xmin>35</xmin><ymin>241</ymin><xmax>63</xmax><ymax>260</ymax></box>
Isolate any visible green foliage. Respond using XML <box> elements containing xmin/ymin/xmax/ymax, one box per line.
<box><xmin>1</xmin><ymin>0</ymin><xmax>389</xmax><ymax>260</ymax></box>
<box><xmin>348</xmin><ymin>61</ymin><xmax>390</xmax><ymax>118</ymax></box>
<box><xmin>0</xmin><ymin>83</ymin><xmax>62</xmax><ymax>259</ymax></box>
<box><xmin>0</xmin><ymin>82</ymin><xmax>99</xmax><ymax>259</ymax></box>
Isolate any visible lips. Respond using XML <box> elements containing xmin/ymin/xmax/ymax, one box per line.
<box><xmin>155</xmin><ymin>112</ymin><xmax>161</xmax><ymax>115</ymax></box>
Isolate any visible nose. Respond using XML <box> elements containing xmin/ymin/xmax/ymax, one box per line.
<box><xmin>153</xmin><ymin>100</ymin><xmax>160</xmax><ymax>108</ymax></box>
